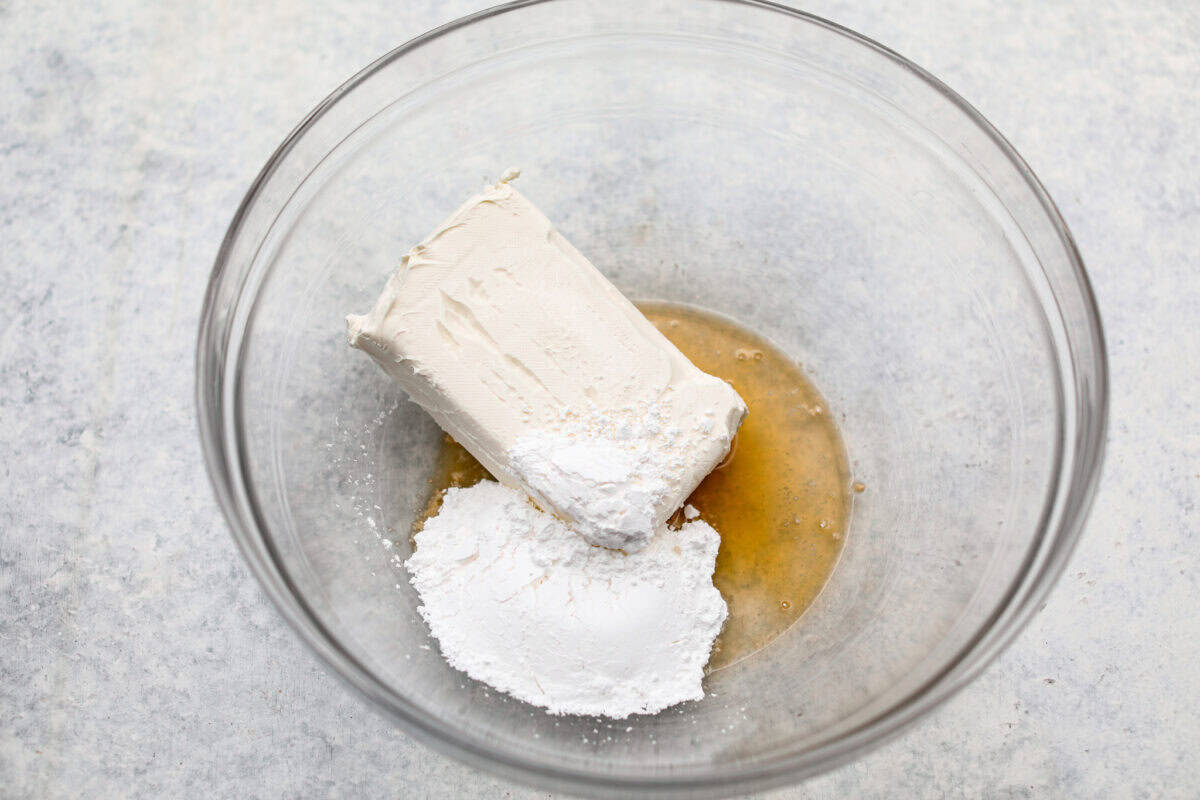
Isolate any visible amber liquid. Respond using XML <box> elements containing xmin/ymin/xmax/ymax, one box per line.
<box><xmin>414</xmin><ymin>302</ymin><xmax>852</xmax><ymax>670</ymax></box>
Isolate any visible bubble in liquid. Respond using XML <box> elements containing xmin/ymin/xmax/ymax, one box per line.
<box><xmin>735</xmin><ymin>347</ymin><xmax>764</xmax><ymax>361</ymax></box>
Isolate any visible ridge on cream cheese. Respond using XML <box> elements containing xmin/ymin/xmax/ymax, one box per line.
<box><xmin>347</xmin><ymin>170</ymin><xmax>747</xmax><ymax>551</ymax></box>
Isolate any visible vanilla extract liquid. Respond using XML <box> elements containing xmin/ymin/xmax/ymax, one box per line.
<box><xmin>415</xmin><ymin>302</ymin><xmax>852</xmax><ymax>671</ymax></box>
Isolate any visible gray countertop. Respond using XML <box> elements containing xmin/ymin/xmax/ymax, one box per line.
<box><xmin>3</xmin><ymin>1</ymin><xmax>1198</xmax><ymax>797</ymax></box>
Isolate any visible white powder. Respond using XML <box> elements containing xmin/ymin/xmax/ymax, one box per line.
<box><xmin>507</xmin><ymin>399</ymin><xmax>734</xmax><ymax>551</ymax></box>
<box><xmin>407</xmin><ymin>480</ymin><xmax>727</xmax><ymax>718</ymax></box>
<box><xmin>508</xmin><ymin>427</ymin><xmax>672</xmax><ymax>553</ymax></box>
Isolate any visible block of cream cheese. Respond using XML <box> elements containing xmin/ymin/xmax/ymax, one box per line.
<box><xmin>347</xmin><ymin>170</ymin><xmax>747</xmax><ymax>551</ymax></box>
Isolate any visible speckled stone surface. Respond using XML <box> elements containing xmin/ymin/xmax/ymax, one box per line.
<box><xmin>2</xmin><ymin>0</ymin><xmax>1197</xmax><ymax>797</ymax></box>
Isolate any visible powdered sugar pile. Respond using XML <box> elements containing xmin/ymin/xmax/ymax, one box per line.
<box><xmin>407</xmin><ymin>480</ymin><xmax>727</xmax><ymax>718</ymax></box>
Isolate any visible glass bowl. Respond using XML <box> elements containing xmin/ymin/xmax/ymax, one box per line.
<box><xmin>196</xmin><ymin>1</ymin><xmax>1107</xmax><ymax>796</ymax></box>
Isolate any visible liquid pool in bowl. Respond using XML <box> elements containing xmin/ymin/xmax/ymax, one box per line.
<box><xmin>415</xmin><ymin>302</ymin><xmax>853</xmax><ymax>674</ymax></box>
<box><xmin>197</xmin><ymin>1</ymin><xmax>1107</xmax><ymax>796</ymax></box>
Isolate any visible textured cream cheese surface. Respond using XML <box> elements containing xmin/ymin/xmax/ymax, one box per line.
<box><xmin>347</xmin><ymin>171</ymin><xmax>746</xmax><ymax>550</ymax></box>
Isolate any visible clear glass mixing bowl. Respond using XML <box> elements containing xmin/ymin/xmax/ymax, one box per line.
<box><xmin>196</xmin><ymin>1</ymin><xmax>1107</xmax><ymax>796</ymax></box>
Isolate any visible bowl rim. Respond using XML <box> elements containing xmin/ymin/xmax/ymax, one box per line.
<box><xmin>196</xmin><ymin>0</ymin><xmax>1109</xmax><ymax>795</ymax></box>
